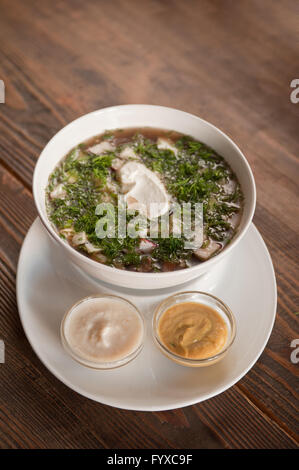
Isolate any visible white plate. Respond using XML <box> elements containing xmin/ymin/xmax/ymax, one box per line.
<box><xmin>17</xmin><ymin>219</ymin><xmax>277</xmax><ymax>411</ymax></box>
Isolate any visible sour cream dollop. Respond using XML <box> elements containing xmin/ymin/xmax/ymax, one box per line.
<box><xmin>61</xmin><ymin>296</ymin><xmax>144</xmax><ymax>368</ymax></box>
<box><xmin>117</xmin><ymin>161</ymin><xmax>170</xmax><ymax>219</ymax></box>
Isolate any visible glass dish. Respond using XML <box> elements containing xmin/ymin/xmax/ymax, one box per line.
<box><xmin>152</xmin><ymin>291</ymin><xmax>236</xmax><ymax>367</ymax></box>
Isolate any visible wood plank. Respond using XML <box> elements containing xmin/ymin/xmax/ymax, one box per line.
<box><xmin>197</xmin><ymin>387</ymin><xmax>298</xmax><ymax>449</ymax></box>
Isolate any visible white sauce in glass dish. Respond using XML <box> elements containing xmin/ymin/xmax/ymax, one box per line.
<box><xmin>61</xmin><ymin>296</ymin><xmax>144</xmax><ymax>368</ymax></box>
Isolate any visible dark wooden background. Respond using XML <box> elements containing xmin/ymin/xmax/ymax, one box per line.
<box><xmin>0</xmin><ymin>0</ymin><xmax>298</xmax><ymax>449</ymax></box>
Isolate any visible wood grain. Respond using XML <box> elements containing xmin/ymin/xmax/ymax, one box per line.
<box><xmin>0</xmin><ymin>0</ymin><xmax>298</xmax><ymax>449</ymax></box>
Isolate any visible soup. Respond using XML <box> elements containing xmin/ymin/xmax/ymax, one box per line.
<box><xmin>46</xmin><ymin>128</ymin><xmax>243</xmax><ymax>272</ymax></box>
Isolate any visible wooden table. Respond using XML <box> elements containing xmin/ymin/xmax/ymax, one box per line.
<box><xmin>0</xmin><ymin>0</ymin><xmax>298</xmax><ymax>449</ymax></box>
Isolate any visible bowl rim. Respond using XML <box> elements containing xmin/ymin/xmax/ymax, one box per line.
<box><xmin>60</xmin><ymin>293</ymin><xmax>145</xmax><ymax>369</ymax></box>
<box><xmin>152</xmin><ymin>290</ymin><xmax>237</xmax><ymax>365</ymax></box>
<box><xmin>33</xmin><ymin>104</ymin><xmax>256</xmax><ymax>280</ymax></box>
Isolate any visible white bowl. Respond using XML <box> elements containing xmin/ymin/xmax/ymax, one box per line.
<box><xmin>33</xmin><ymin>105</ymin><xmax>256</xmax><ymax>290</ymax></box>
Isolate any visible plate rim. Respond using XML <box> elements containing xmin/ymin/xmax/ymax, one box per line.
<box><xmin>16</xmin><ymin>218</ymin><xmax>277</xmax><ymax>411</ymax></box>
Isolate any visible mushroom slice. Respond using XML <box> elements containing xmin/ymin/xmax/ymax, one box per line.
<box><xmin>88</xmin><ymin>141</ymin><xmax>115</xmax><ymax>155</ymax></box>
<box><xmin>161</xmin><ymin>261</ymin><xmax>180</xmax><ymax>272</ymax></box>
<box><xmin>138</xmin><ymin>238</ymin><xmax>157</xmax><ymax>254</ymax></box>
<box><xmin>157</xmin><ymin>138</ymin><xmax>178</xmax><ymax>156</ymax></box>
<box><xmin>119</xmin><ymin>146</ymin><xmax>139</xmax><ymax>160</ymax></box>
<box><xmin>50</xmin><ymin>183</ymin><xmax>67</xmax><ymax>200</ymax></box>
<box><xmin>84</xmin><ymin>241</ymin><xmax>101</xmax><ymax>254</ymax></box>
<box><xmin>60</xmin><ymin>227</ymin><xmax>75</xmax><ymax>240</ymax></box>
<box><xmin>72</xmin><ymin>232</ymin><xmax>87</xmax><ymax>246</ymax></box>
<box><xmin>194</xmin><ymin>239</ymin><xmax>221</xmax><ymax>261</ymax></box>
<box><xmin>111</xmin><ymin>157</ymin><xmax>124</xmax><ymax>170</ymax></box>
<box><xmin>93</xmin><ymin>252</ymin><xmax>108</xmax><ymax>264</ymax></box>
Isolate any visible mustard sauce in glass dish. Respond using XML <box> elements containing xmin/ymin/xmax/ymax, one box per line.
<box><xmin>153</xmin><ymin>291</ymin><xmax>236</xmax><ymax>367</ymax></box>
